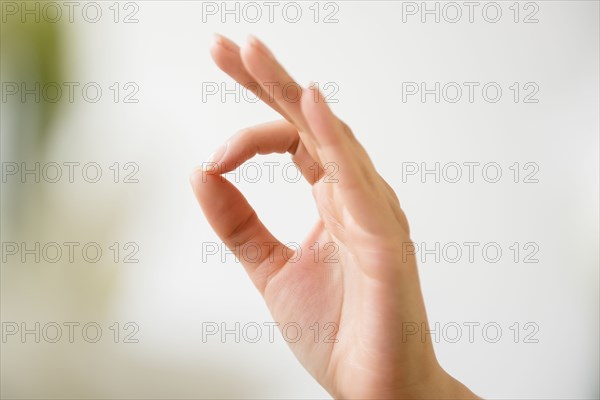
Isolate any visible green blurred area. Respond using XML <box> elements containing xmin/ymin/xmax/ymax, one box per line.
<box><xmin>2</xmin><ymin>13</ymin><xmax>63</xmax><ymax>147</ymax></box>
<box><xmin>1</xmin><ymin>15</ymin><xmax>62</xmax><ymax>229</ymax></box>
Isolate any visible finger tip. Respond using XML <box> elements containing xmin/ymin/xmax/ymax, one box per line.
<box><xmin>210</xmin><ymin>35</ymin><xmax>239</xmax><ymax>71</ymax></box>
<box><xmin>240</xmin><ymin>36</ymin><xmax>255</xmax><ymax>56</ymax></box>
<box><xmin>211</xmin><ymin>33</ymin><xmax>236</xmax><ymax>51</ymax></box>
<box><xmin>246</xmin><ymin>33</ymin><xmax>257</xmax><ymax>43</ymax></box>
<box><xmin>189</xmin><ymin>166</ymin><xmax>205</xmax><ymax>187</ymax></box>
<box><xmin>190</xmin><ymin>165</ymin><xmax>219</xmax><ymax>188</ymax></box>
<box><xmin>244</xmin><ymin>34</ymin><xmax>274</xmax><ymax>60</ymax></box>
<box><xmin>210</xmin><ymin>33</ymin><xmax>225</xmax><ymax>55</ymax></box>
<box><xmin>239</xmin><ymin>44</ymin><xmax>259</xmax><ymax>74</ymax></box>
<box><xmin>246</xmin><ymin>34</ymin><xmax>261</xmax><ymax>48</ymax></box>
<box><xmin>211</xmin><ymin>32</ymin><xmax>223</xmax><ymax>46</ymax></box>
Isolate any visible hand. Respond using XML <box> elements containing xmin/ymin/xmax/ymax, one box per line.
<box><xmin>190</xmin><ymin>34</ymin><xmax>479</xmax><ymax>399</ymax></box>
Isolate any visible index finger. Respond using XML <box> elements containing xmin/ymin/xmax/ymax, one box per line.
<box><xmin>240</xmin><ymin>35</ymin><xmax>312</xmax><ymax>135</ymax></box>
<box><xmin>210</xmin><ymin>34</ymin><xmax>293</xmax><ymax>122</ymax></box>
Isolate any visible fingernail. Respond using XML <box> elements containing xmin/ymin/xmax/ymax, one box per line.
<box><xmin>211</xmin><ymin>33</ymin><xmax>223</xmax><ymax>46</ymax></box>
<box><xmin>202</xmin><ymin>163</ymin><xmax>217</xmax><ymax>173</ymax></box>
<box><xmin>247</xmin><ymin>35</ymin><xmax>274</xmax><ymax>59</ymax></box>
<box><xmin>212</xmin><ymin>33</ymin><xmax>236</xmax><ymax>52</ymax></box>
<box><xmin>209</xmin><ymin>142</ymin><xmax>227</xmax><ymax>163</ymax></box>
<box><xmin>202</xmin><ymin>142</ymin><xmax>228</xmax><ymax>173</ymax></box>
<box><xmin>190</xmin><ymin>166</ymin><xmax>204</xmax><ymax>181</ymax></box>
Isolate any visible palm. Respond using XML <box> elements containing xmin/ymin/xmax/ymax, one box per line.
<box><xmin>261</xmin><ymin>179</ymin><xmax>419</xmax><ymax>393</ymax></box>
<box><xmin>263</xmin><ymin>222</ymin><xmax>343</xmax><ymax>381</ymax></box>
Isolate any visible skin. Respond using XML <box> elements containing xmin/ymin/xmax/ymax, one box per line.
<box><xmin>190</xmin><ymin>34</ymin><xmax>480</xmax><ymax>399</ymax></box>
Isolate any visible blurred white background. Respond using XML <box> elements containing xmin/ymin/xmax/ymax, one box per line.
<box><xmin>1</xmin><ymin>1</ymin><xmax>598</xmax><ymax>399</ymax></box>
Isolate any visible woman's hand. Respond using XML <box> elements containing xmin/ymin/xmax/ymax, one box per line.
<box><xmin>190</xmin><ymin>34</ymin><xmax>478</xmax><ymax>399</ymax></box>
